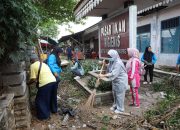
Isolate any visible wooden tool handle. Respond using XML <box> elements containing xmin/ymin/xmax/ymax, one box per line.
<box><xmin>98</xmin><ymin>59</ymin><xmax>105</xmax><ymax>79</ymax></box>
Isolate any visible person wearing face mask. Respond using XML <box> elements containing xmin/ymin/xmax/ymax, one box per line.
<box><xmin>126</xmin><ymin>48</ymin><xmax>141</xmax><ymax>108</ymax></box>
<box><xmin>47</xmin><ymin>47</ymin><xmax>63</xmax><ymax>84</ymax></box>
<box><xmin>141</xmin><ymin>46</ymin><xmax>157</xmax><ymax>85</ymax></box>
<box><xmin>99</xmin><ymin>49</ymin><xmax>128</xmax><ymax>114</ymax></box>
<box><xmin>70</xmin><ymin>58</ymin><xmax>84</xmax><ymax>79</ymax></box>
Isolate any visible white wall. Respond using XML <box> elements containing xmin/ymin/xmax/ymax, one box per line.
<box><xmin>137</xmin><ymin>4</ymin><xmax>180</xmax><ymax>67</ymax></box>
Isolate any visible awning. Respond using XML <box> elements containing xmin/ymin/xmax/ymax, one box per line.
<box><xmin>40</xmin><ymin>37</ymin><xmax>58</xmax><ymax>46</ymax></box>
<box><xmin>137</xmin><ymin>0</ymin><xmax>175</xmax><ymax>16</ymax></box>
<box><xmin>75</xmin><ymin>0</ymin><xmax>103</xmax><ymax>20</ymax></box>
<box><xmin>74</xmin><ymin>0</ymin><xmax>177</xmax><ymax>19</ymax></box>
<box><xmin>58</xmin><ymin>31</ymin><xmax>84</xmax><ymax>43</ymax></box>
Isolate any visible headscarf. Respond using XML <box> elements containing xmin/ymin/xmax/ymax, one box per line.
<box><xmin>144</xmin><ymin>46</ymin><xmax>154</xmax><ymax>63</ymax></box>
<box><xmin>108</xmin><ymin>49</ymin><xmax>120</xmax><ymax>61</ymax></box>
<box><xmin>126</xmin><ymin>48</ymin><xmax>140</xmax><ymax>72</ymax></box>
<box><xmin>51</xmin><ymin>46</ymin><xmax>63</xmax><ymax>67</ymax></box>
<box><xmin>127</xmin><ymin>48</ymin><xmax>139</xmax><ymax>58</ymax></box>
<box><xmin>107</xmin><ymin>49</ymin><xmax>125</xmax><ymax>72</ymax></box>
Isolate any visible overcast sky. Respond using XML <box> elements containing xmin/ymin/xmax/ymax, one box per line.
<box><xmin>57</xmin><ymin>17</ymin><xmax>102</xmax><ymax>40</ymax></box>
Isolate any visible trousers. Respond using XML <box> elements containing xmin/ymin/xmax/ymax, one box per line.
<box><xmin>130</xmin><ymin>79</ymin><xmax>140</xmax><ymax>106</ymax></box>
<box><xmin>144</xmin><ymin>65</ymin><xmax>154</xmax><ymax>82</ymax></box>
<box><xmin>71</xmin><ymin>69</ymin><xmax>82</xmax><ymax>76</ymax></box>
<box><xmin>35</xmin><ymin>82</ymin><xmax>57</xmax><ymax>120</ymax></box>
<box><xmin>112</xmin><ymin>90</ymin><xmax>126</xmax><ymax>112</ymax></box>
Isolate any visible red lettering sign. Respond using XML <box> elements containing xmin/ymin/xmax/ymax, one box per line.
<box><xmin>99</xmin><ymin>11</ymin><xmax>129</xmax><ymax>59</ymax></box>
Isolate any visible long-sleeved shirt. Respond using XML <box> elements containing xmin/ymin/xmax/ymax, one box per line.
<box><xmin>47</xmin><ymin>54</ymin><xmax>62</xmax><ymax>76</ymax></box>
<box><xmin>107</xmin><ymin>60</ymin><xmax>128</xmax><ymax>92</ymax></box>
<box><xmin>126</xmin><ymin>58</ymin><xmax>141</xmax><ymax>87</ymax></box>
<box><xmin>176</xmin><ymin>54</ymin><xmax>180</xmax><ymax>65</ymax></box>
<box><xmin>141</xmin><ymin>53</ymin><xmax>157</xmax><ymax>64</ymax></box>
<box><xmin>71</xmin><ymin>62</ymin><xmax>84</xmax><ymax>76</ymax></box>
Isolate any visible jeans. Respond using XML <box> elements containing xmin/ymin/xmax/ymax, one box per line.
<box><xmin>71</xmin><ymin>69</ymin><xmax>82</xmax><ymax>76</ymax></box>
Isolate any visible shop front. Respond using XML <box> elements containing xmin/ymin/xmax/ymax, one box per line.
<box><xmin>74</xmin><ymin>0</ymin><xmax>180</xmax><ymax>67</ymax></box>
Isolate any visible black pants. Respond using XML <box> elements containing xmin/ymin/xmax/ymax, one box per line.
<box><xmin>144</xmin><ymin>65</ymin><xmax>154</xmax><ymax>82</ymax></box>
<box><xmin>35</xmin><ymin>82</ymin><xmax>57</xmax><ymax>120</ymax></box>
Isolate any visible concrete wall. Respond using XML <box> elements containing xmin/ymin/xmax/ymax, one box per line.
<box><xmin>137</xmin><ymin>4</ymin><xmax>180</xmax><ymax>67</ymax></box>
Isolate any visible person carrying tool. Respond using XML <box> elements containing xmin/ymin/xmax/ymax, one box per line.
<box><xmin>28</xmin><ymin>54</ymin><xmax>57</xmax><ymax>120</ymax></box>
<box><xmin>99</xmin><ymin>49</ymin><xmax>128</xmax><ymax>114</ymax></box>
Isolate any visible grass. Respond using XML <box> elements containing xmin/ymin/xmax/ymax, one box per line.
<box><xmin>145</xmin><ymin>78</ymin><xmax>180</xmax><ymax>129</ymax></box>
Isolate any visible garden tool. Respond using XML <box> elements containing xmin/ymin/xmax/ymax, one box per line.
<box><xmin>85</xmin><ymin>59</ymin><xmax>105</xmax><ymax>107</ymax></box>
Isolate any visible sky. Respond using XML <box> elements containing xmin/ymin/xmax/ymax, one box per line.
<box><xmin>57</xmin><ymin>17</ymin><xmax>102</xmax><ymax>40</ymax></box>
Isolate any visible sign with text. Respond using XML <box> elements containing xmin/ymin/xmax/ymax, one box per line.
<box><xmin>99</xmin><ymin>6</ymin><xmax>137</xmax><ymax>59</ymax></box>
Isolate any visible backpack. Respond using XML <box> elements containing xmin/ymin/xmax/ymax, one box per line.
<box><xmin>139</xmin><ymin>62</ymin><xmax>146</xmax><ymax>76</ymax></box>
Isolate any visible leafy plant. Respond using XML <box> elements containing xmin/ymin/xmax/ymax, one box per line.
<box><xmin>0</xmin><ymin>0</ymin><xmax>79</xmax><ymax>63</ymax></box>
<box><xmin>0</xmin><ymin>0</ymin><xmax>40</xmax><ymax>63</ymax></box>
<box><xmin>100</xmin><ymin>127</ymin><xmax>107</xmax><ymax>130</ymax></box>
<box><xmin>87</xmin><ymin>77</ymin><xmax>112</xmax><ymax>92</ymax></box>
<box><xmin>81</xmin><ymin>59</ymin><xmax>100</xmax><ymax>75</ymax></box>
<box><xmin>101</xmin><ymin>115</ymin><xmax>111</xmax><ymax>125</ymax></box>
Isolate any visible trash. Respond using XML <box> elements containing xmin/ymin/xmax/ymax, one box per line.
<box><xmin>48</xmin><ymin>124</ymin><xmax>55</xmax><ymax>130</ymax></box>
<box><xmin>82</xmin><ymin>124</ymin><xmax>87</xmax><ymax>128</ymax></box>
<box><xmin>160</xmin><ymin>92</ymin><xmax>167</xmax><ymax>99</ymax></box>
<box><xmin>67</xmin><ymin>98</ymin><xmax>81</xmax><ymax>105</ymax></box>
<box><xmin>57</xmin><ymin>95</ymin><xmax>61</xmax><ymax>100</ymax></box>
<box><xmin>112</xmin><ymin>115</ymin><xmax>118</xmax><ymax>120</ymax></box>
<box><xmin>71</xmin><ymin>125</ymin><xmax>76</xmax><ymax>130</ymax></box>
<box><xmin>62</xmin><ymin>114</ymin><xmax>69</xmax><ymax>126</ymax></box>
<box><xmin>60</xmin><ymin>107</ymin><xmax>77</xmax><ymax>117</ymax></box>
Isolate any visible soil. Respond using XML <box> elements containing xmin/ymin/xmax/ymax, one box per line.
<box><xmin>30</xmin><ymin>77</ymin><xmax>162</xmax><ymax>130</ymax></box>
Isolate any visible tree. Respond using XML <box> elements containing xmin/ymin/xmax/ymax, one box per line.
<box><xmin>0</xmin><ymin>0</ymin><xmax>78</xmax><ymax>63</ymax></box>
<box><xmin>35</xmin><ymin>0</ymin><xmax>78</xmax><ymax>25</ymax></box>
<box><xmin>35</xmin><ymin>0</ymin><xmax>79</xmax><ymax>39</ymax></box>
<box><xmin>0</xmin><ymin>0</ymin><xmax>40</xmax><ymax>63</ymax></box>
<box><xmin>38</xmin><ymin>20</ymin><xmax>60</xmax><ymax>38</ymax></box>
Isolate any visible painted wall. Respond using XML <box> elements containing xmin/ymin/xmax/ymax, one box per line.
<box><xmin>137</xmin><ymin>4</ymin><xmax>180</xmax><ymax>67</ymax></box>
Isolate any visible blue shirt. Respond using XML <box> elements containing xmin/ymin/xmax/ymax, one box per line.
<box><xmin>141</xmin><ymin>53</ymin><xmax>157</xmax><ymax>64</ymax></box>
<box><xmin>71</xmin><ymin>62</ymin><xmax>84</xmax><ymax>76</ymax></box>
<box><xmin>47</xmin><ymin>54</ymin><xmax>62</xmax><ymax>76</ymax></box>
<box><xmin>176</xmin><ymin>54</ymin><xmax>180</xmax><ymax>65</ymax></box>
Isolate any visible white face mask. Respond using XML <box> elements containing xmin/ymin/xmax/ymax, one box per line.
<box><xmin>108</xmin><ymin>58</ymin><xmax>114</xmax><ymax>62</ymax></box>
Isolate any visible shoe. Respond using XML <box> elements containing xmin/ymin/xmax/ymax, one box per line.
<box><xmin>114</xmin><ymin>109</ymin><xmax>124</xmax><ymax>114</ymax></box>
<box><xmin>149</xmin><ymin>82</ymin><xmax>152</xmax><ymax>85</ymax></box>
<box><xmin>134</xmin><ymin>105</ymin><xmax>140</xmax><ymax>108</ymax></box>
<box><xmin>110</xmin><ymin>106</ymin><xmax>116</xmax><ymax>111</ymax></box>
<box><xmin>143</xmin><ymin>81</ymin><xmax>148</xmax><ymax>85</ymax></box>
<box><xmin>74</xmin><ymin>76</ymin><xmax>80</xmax><ymax>80</ymax></box>
<box><xmin>129</xmin><ymin>104</ymin><xmax>135</xmax><ymax>107</ymax></box>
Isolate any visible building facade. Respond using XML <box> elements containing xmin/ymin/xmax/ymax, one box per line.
<box><xmin>137</xmin><ymin>3</ymin><xmax>180</xmax><ymax>66</ymax></box>
<box><xmin>74</xmin><ymin>0</ymin><xmax>180</xmax><ymax>67</ymax></box>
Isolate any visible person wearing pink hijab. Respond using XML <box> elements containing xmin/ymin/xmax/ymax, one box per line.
<box><xmin>126</xmin><ymin>48</ymin><xmax>141</xmax><ymax>108</ymax></box>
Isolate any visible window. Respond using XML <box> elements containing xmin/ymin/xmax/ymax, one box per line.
<box><xmin>137</xmin><ymin>24</ymin><xmax>151</xmax><ymax>52</ymax></box>
<box><xmin>161</xmin><ymin>17</ymin><xmax>180</xmax><ymax>53</ymax></box>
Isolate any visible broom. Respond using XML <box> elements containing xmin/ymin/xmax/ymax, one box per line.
<box><xmin>85</xmin><ymin>59</ymin><xmax>105</xmax><ymax>107</ymax></box>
